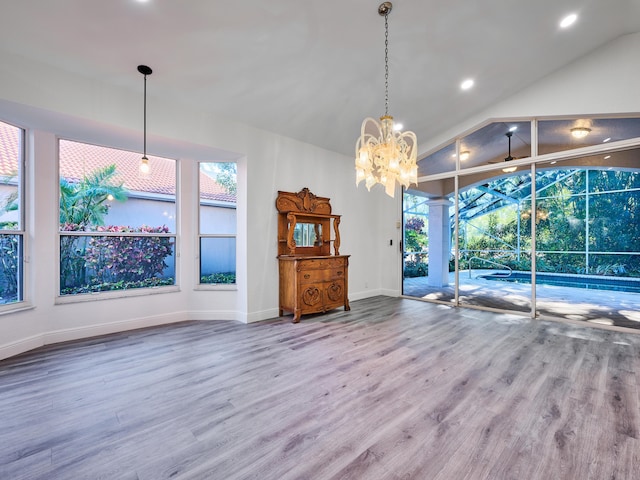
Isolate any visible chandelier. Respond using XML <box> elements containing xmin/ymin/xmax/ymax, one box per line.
<box><xmin>355</xmin><ymin>2</ymin><xmax>418</xmax><ymax>198</ymax></box>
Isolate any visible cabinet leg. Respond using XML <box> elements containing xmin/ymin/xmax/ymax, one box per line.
<box><xmin>279</xmin><ymin>308</ymin><xmax>283</xmax><ymax>317</ymax></box>
<box><xmin>292</xmin><ymin>311</ymin><xmax>301</xmax><ymax>324</ymax></box>
<box><xmin>345</xmin><ymin>299</ymin><xmax>351</xmax><ymax>311</ymax></box>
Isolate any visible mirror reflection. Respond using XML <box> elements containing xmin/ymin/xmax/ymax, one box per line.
<box><xmin>294</xmin><ymin>222</ymin><xmax>322</xmax><ymax>247</ymax></box>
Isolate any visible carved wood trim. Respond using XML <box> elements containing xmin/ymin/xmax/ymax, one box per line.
<box><xmin>333</xmin><ymin>217</ymin><xmax>341</xmax><ymax>256</ymax></box>
<box><xmin>276</xmin><ymin>188</ymin><xmax>332</xmax><ymax>215</ymax></box>
<box><xmin>286</xmin><ymin>212</ymin><xmax>297</xmax><ymax>255</ymax></box>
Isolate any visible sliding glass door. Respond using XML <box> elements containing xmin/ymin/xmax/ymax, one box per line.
<box><xmin>457</xmin><ymin>172</ymin><xmax>532</xmax><ymax>314</ymax></box>
<box><xmin>534</xmin><ymin>155</ymin><xmax>640</xmax><ymax>328</ymax></box>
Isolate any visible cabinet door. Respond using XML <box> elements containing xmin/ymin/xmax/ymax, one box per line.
<box><xmin>299</xmin><ymin>284</ymin><xmax>325</xmax><ymax>313</ymax></box>
<box><xmin>324</xmin><ymin>279</ymin><xmax>345</xmax><ymax>308</ymax></box>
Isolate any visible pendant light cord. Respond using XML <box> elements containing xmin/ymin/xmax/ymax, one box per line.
<box><xmin>143</xmin><ymin>73</ymin><xmax>147</xmax><ymax>158</ymax></box>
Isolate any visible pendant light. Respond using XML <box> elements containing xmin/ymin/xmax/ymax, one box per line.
<box><xmin>355</xmin><ymin>2</ymin><xmax>418</xmax><ymax>198</ymax></box>
<box><xmin>138</xmin><ymin>65</ymin><xmax>152</xmax><ymax>177</ymax></box>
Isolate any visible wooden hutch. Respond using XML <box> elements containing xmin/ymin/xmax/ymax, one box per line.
<box><xmin>276</xmin><ymin>188</ymin><xmax>350</xmax><ymax>323</ymax></box>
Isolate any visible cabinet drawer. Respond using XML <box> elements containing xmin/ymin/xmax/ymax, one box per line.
<box><xmin>298</xmin><ymin>257</ymin><xmax>344</xmax><ymax>271</ymax></box>
<box><xmin>299</xmin><ymin>268</ymin><xmax>345</xmax><ymax>284</ymax></box>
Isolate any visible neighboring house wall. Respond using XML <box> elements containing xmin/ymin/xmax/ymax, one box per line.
<box><xmin>105</xmin><ymin>196</ymin><xmax>177</xmax><ymax>233</ymax></box>
<box><xmin>199</xmin><ymin>203</ymin><xmax>237</xmax><ymax>275</ymax></box>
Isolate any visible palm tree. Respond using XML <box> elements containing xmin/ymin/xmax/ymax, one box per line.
<box><xmin>59</xmin><ymin>164</ymin><xmax>127</xmax><ymax>289</ymax></box>
<box><xmin>59</xmin><ymin>164</ymin><xmax>127</xmax><ymax>229</ymax></box>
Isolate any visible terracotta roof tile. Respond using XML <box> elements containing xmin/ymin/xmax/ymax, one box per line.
<box><xmin>0</xmin><ymin>121</ymin><xmax>235</xmax><ymax>203</ymax></box>
<box><xmin>0</xmin><ymin>122</ymin><xmax>20</xmax><ymax>178</ymax></box>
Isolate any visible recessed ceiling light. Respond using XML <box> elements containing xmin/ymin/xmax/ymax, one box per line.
<box><xmin>460</xmin><ymin>79</ymin><xmax>474</xmax><ymax>90</ymax></box>
<box><xmin>560</xmin><ymin>13</ymin><xmax>577</xmax><ymax>28</ymax></box>
<box><xmin>603</xmin><ymin>137</ymin><xmax>611</xmax><ymax>143</ymax></box>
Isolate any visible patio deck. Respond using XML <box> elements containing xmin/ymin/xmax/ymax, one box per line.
<box><xmin>403</xmin><ymin>270</ymin><xmax>640</xmax><ymax>330</ymax></box>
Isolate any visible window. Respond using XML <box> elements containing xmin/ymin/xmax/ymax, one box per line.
<box><xmin>0</xmin><ymin>121</ymin><xmax>24</xmax><ymax>307</ymax></box>
<box><xmin>404</xmin><ymin>114</ymin><xmax>640</xmax><ymax>327</ymax></box>
<box><xmin>198</xmin><ymin>162</ymin><xmax>237</xmax><ymax>285</ymax></box>
<box><xmin>58</xmin><ymin>139</ymin><xmax>176</xmax><ymax>297</ymax></box>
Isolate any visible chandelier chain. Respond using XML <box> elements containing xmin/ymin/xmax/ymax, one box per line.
<box><xmin>384</xmin><ymin>12</ymin><xmax>389</xmax><ymax>117</ymax></box>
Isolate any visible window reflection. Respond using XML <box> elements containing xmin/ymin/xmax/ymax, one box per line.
<box><xmin>538</xmin><ymin>117</ymin><xmax>640</xmax><ymax>155</ymax></box>
<box><xmin>459</xmin><ymin>121</ymin><xmax>532</xmax><ymax>169</ymax></box>
<box><xmin>417</xmin><ymin>143</ymin><xmax>456</xmax><ymax>177</ymax></box>
<box><xmin>293</xmin><ymin>222</ymin><xmax>322</xmax><ymax>247</ymax></box>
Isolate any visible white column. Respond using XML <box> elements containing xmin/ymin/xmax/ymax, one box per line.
<box><xmin>427</xmin><ymin>198</ymin><xmax>453</xmax><ymax>287</ymax></box>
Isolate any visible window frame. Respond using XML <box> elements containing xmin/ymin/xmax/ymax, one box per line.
<box><xmin>196</xmin><ymin>160</ymin><xmax>237</xmax><ymax>290</ymax></box>
<box><xmin>55</xmin><ymin>138</ymin><xmax>179</xmax><ymax>303</ymax></box>
<box><xmin>0</xmin><ymin>120</ymin><xmax>27</xmax><ymax>313</ymax></box>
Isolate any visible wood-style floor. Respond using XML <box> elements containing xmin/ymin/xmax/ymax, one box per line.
<box><xmin>1</xmin><ymin>296</ymin><xmax>639</xmax><ymax>480</ymax></box>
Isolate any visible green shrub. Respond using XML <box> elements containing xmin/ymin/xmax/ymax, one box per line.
<box><xmin>200</xmin><ymin>272</ymin><xmax>236</xmax><ymax>284</ymax></box>
<box><xmin>61</xmin><ymin>277</ymin><xmax>174</xmax><ymax>295</ymax></box>
<box><xmin>404</xmin><ymin>261</ymin><xmax>428</xmax><ymax>278</ymax></box>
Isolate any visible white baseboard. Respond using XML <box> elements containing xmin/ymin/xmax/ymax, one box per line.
<box><xmin>246</xmin><ymin>307</ymin><xmax>280</xmax><ymax>323</ymax></box>
<box><xmin>1</xmin><ymin>309</ymin><xmax>255</xmax><ymax>360</ymax></box>
<box><xmin>186</xmin><ymin>310</ymin><xmax>243</xmax><ymax>322</ymax></box>
<box><xmin>349</xmin><ymin>288</ymin><xmax>395</xmax><ymax>301</ymax></box>
<box><xmin>0</xmin><ymin>334</ymin><xmax>44</xmax><ymax>361</ymax></box>
<box><xmin>379</xmin><ymin>288</ymin><xmax>401</xmax><ymax>297</ymax></box>
<box><xmin>42</xmin><ymin>312</ymin><xmax>188</xmax><ymax>345</ymax></box>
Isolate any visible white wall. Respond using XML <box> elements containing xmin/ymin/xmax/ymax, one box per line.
<box><xmin>0</xmin><ymin>51</ymin><xmax>398</xmax><ymax>359</ymax></box>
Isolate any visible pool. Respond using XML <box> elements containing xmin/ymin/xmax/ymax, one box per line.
<box><xmin>479</xmin><ymin>271</ymin><xmax>640</xmax><ymax>294</ymax></box>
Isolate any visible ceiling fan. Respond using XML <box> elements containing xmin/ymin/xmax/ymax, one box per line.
<box><xmin>489</xmin><ymin>132</ymin><xmax>521</xmax><ymax>172</ymax></box>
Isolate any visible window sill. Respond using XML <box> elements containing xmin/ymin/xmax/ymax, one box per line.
<box><xmin>55</xmin><ymin>285</ymin><xmax>181</xmax><ymax>305</ymax></box>
<box><xmin>0</xmin><ymin>302</ymin><xmax>35</xmax><ymax>316</ymax></box>
<box><xmin>194</xmin><ymin>284</ymin><xmax>237</xmax><ymax>292</ymax></box>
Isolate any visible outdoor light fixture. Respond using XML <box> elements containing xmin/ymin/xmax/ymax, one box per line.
<box><xmin>459</xmin><ymin>151</ymin><xmax>470</xmax><ymax>161</ymax></box>
<box><xmin>138</xmin><ymin>64</ymin><xmax>153</xmax><ymax>177</ymax></box>
<box><xmin>355</xmin><ymin>2</ymin><xmax>418</xmax><ymax>198</ymax></box>
<box><xmin>570</xmin><ymin>127</ymin><xmax>591</xmax><ymax>139</ymax></box>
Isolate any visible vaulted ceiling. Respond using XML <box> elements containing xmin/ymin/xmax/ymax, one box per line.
<box><xmin>1</xmin><ymin>0</ymin><xmax>639</xmax><ymax>158</ymax></box>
